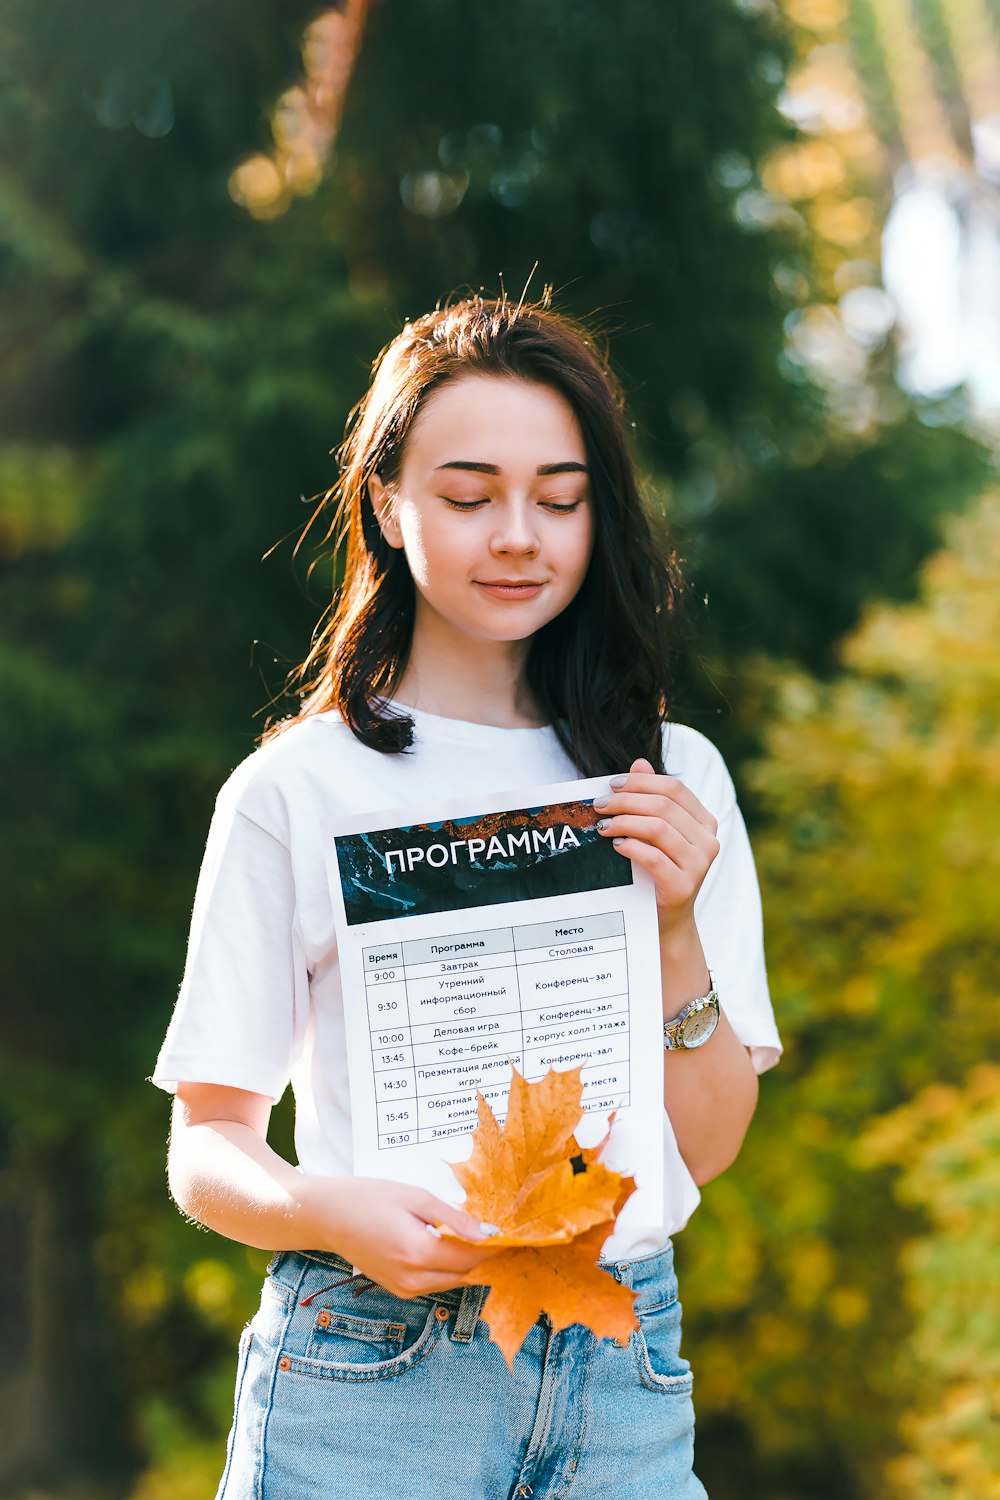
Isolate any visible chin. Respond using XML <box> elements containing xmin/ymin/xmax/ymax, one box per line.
<box><xmin>474</xmin><ymin>608</ymin><xmax>562</xmax><ymax>643</ymax></box>
<box><xmin>419</xmin><ymin>593</ymin><xmax>566</xmax><ymax>644</ymax></box>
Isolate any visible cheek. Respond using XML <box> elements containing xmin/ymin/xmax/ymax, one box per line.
<box><xmin>396</xmin><ymin>510</ymin><xmax>432</xmax><ymax>586</ymax></box>
<box><xmin>565</xmin><ymin>514</ymin><xmax>595</xmax><ymax>585</ymax></box>
<box><xmin>398</xmin><ymin>510</ymin><xmax>468</xmax><ymax>592</ymax></box>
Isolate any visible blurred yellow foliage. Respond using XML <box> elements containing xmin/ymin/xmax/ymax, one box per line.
<box><xmin>130</xmin><ymin>1446</ymin><xmax>224</xmax><ymax>1500</ymax></box>
<box><xmin>183</xmin><ymin>1256</ymin><xmax>239</xmax><ymax>1326</ymax></box>
<box><xmin>0</xmin><ymin>445</ymin><xmax>85</xmax><ymax>557</ymax></box>
<box><xmin>829</xmin><ymin>1285</ymin><xmax>869</xmax><ymax>1327</ymax></box>
<box><xmin>682</xmin><ymin>492</ymin><xmax>1000</xmax><ymax>1490</ymax></box>
<box><xmin>864</xmin><ymin>1063</ymin><xmax>1000</xmax><ymax>1498</ymax></box>
<box><xmin>810</xmin><ymin>196</ymin><xmax>875</xmax><ymax>245</ymax></box>
<box><xmin>782</xmin><ymin>0</ymin><xmax>846</xmax><ymax>30</ymax></box>
<box><xmin>763</xmin><ymin>140</ymin><xmax>847</xmax><ymax>199</ymax></box>
<box><xmin>121</xmin><ymin>1264</ymin><xmax>169</xmax><ymax>1323</ymax></box>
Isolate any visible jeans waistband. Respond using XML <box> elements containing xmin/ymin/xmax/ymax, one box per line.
<box><xmin>272</xmin><ymin>1247</ymin><xmax>487</xmax><ymax>1342</ymax></box>
<box><xmin>276</xmin><ymin>1237</ymin><xmax>675</xmax><ymax>1339</ymax></box>
<box><xmin>288</xmin><ymin>1238</ymin><xmax>672</xmax><ymax>1280</ymax></box>
<box><xmin>598</xmin><ymin>1238</ymin><xmax>675</xmax><ymax>1286</ymax></box>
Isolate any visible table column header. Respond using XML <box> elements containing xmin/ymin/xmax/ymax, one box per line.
<box><xmin>401</xmin><ymin>927</ymin><xmax>514</xmax><ymax>966</ymax></box>
<box><xmin>513</xmin><ymin>911</ymin><xmax>625</xmax><ymax>951</ymax></box>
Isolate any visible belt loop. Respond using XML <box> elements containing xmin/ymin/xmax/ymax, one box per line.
<box><xmin>451</xmin><ymin>1284</ymin><xmax>487</xmax><ymax>1343</ymax></box>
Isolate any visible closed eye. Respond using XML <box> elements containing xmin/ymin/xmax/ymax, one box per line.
<box><xmin>440</xmin><ymin>496</ymin><xmax>586</xmax><ymax>513</ymax></box>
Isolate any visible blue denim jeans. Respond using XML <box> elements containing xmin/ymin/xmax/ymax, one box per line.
<box><xmin>216</xmin><ymin>1240</ymin><xmax>707</xmax><ymax>1499</ymax></box>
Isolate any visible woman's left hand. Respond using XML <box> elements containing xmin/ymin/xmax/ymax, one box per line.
<box><xmin>592</xmin><ymin>757</ymin><xmax>720</xmax><ymax>940</ymax></box>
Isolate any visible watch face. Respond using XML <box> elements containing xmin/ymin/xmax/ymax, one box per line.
<box><xmin>679</xmin><ymin>1001</ymin><xmax>719</xmax><ymax>1049</ymax></box>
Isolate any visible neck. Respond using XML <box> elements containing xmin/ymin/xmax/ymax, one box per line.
<box><xmin>391</xmin><ymin>608</ymin><xmax>545</xmax><ymax>729</ymax></box>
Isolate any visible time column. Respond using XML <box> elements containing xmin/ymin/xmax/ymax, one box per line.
<box><xmin>363</xmin><ymin>943</ymin><xmax>418</xmax><ymax>1149</ymax></box>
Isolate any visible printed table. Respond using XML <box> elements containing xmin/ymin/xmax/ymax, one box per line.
<box><xmin>363</xmin><ymin>910</ymin><xmax>631</xmax><ymax>1148</ymax></box>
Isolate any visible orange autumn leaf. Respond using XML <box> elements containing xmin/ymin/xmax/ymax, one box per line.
<box><xmin>446</xmin><ymin>1066</ymin><xmax>624</xmax><ymax>1248</ymax></box>
<box><xmin>443</xmin><ymin>1066</ymin><xmax>640</xmax><ymax>1368</ymax></box>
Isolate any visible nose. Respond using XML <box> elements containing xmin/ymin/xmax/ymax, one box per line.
<box><xmin>490</xmin><ymin>498</ymin><xmax>539</xmax><ymax>556</ymax></box>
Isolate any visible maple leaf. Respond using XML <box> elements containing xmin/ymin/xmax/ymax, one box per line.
<box><xmin>448</xmin><ymin>1067</ymin><xmax>623</xmax><ymax>1247</ymax></box>
<box><xmin>443</xmin><ymin>1066</ymin><xmax>640</xmax><ymax>1369</ymax></box>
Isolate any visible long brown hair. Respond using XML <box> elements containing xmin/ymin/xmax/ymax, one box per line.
<box><xmin>262</xmin><ymin>289</ymin><xmax>685</xmax><ymax>776</ymax></box>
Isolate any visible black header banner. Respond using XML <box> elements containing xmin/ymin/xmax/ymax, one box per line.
<box><xmin>334</xmin><ymin>798</ymin><xmax>633</xmax><ymax>926</ymax></box>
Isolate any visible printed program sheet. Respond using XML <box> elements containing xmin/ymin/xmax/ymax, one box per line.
<box><xmin>325</xmin><ymin>777</ymin><xmax>665</xmax><ymax>1231</ymax></box>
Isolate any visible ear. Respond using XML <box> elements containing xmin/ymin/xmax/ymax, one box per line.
<box><xmin>368</xmin><ymin>472</ymin><xmax>404</xmax><ymax>550</ymax></box>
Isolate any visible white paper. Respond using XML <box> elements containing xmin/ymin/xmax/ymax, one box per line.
<box><xmin>324</xmin><ymin>776</ymin><xmax>665</xmax><ymax>1235</ymax></box>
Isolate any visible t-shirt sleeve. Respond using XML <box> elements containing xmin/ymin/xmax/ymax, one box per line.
<box><xmin>147</xmin><ymin>782</ymin><xmax>309</xmax><ymax>1103</ymax></box>
<box><xmin>689</xmin><ymin>746</ymin><xmax>782</xmax><ymax>1075</ymax></box>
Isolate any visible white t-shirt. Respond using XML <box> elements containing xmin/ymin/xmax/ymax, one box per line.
<box><xmin>149</xmin><ymin>705</ymin><xmax>782</xmax><ymax>1256</ymax></box>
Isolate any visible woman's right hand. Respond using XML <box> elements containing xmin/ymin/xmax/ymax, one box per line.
<box><xmin>303</xmin><ymin>1175</ymin><xmax>501</xmax><ymax>1299</ymax></box>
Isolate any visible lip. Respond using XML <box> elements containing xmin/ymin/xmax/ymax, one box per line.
<box><xmin>474</xmin><ymin>579</ymin><xmax>547</xmax><ymax>599</ymax></box>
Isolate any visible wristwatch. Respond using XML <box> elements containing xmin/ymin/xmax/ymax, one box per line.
<box><xmin>662</xmin><ymin>971</ymin><xmax>720</xmax><ymax>1051</ymax></box>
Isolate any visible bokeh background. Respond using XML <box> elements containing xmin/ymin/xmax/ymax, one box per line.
<box><xmin>2</xmin><ymin>0</ymin><xmax>998</xmax><ymax>1495</ymax></box>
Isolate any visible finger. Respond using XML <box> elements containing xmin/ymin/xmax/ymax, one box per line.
<box><xmin>615</xmin><ymin>826</ymin><xmax>720</xmax><ymax>885</ymax></box>
<box><xmin>396</xmin><ymin>1263</ymin><xmax>489</xmax><ymax>1298</ymax></box>
<box><xmin>596</xmin><ymin>796</ymin><xmax>707</xmax><ymax>847</ymax></box>
<box><xmin>609</xmin><ymin>832</ymin><xmax>697</xmax><ymax>892</ymax></box>
<box><xmin>599</xmin><ymin>813</ymin><xmax>700</xmax><ymax>862</ymax></box>
<box><xmin>603</xmin><ymin>773</ymin><xmax>717</xmax><ymax>832</ymax></box>
<box><xmin>421</xmin><ymin>1236</ymin><xmax>504</xmax><ymax>1274</ymax></box>
<box><xmin>394</xmin><ymin>1238</ymin><xmax>504</xmax><ymax>1299</ymax></box>
<box><xmin>414</xmin><ymin>1194</ymin><xmax>492</xmax><ymax>1242</ymax></box>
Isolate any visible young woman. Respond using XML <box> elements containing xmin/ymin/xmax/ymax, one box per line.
<box><xmin>150</xmin><ymin>292</ymin><xmax>781</xmax><ymax>1499</ymax></box>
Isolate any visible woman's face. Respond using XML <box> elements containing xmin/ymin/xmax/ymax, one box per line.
<box><xmin>369</xmin><ymin>374</ymin><xmax>594</xmax><ymax>648</ymax></box>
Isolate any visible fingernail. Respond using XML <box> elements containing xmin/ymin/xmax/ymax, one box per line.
<box><xmin>592</xmin><ymin>795</ymin><xmax>609</xmax><ymax>810</ymax></box>
<box><xmin>612</xmin><ymin>837</ymin><xmax>626</xmax><ymax>847</ymax></box>
<box><xmin>479</xmin><ymin>1222</ymin><xmax>501</xmax><ymax>1236</ymax></box>
<box><xmin>609</xmin><ymin>775</ymin><xmax>627</xmax><ymax>788</ymax></box>
<box><xmin>596</xmin><ymin>819</ymin><xmax>610</xmax><ymax>832</ymax></box>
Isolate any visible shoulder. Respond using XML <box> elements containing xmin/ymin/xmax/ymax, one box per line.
<box><xmin>213</xmin><ymin>712</ymin><xmax>357</xmax><ymax>844</ymax></box>
<box><xmin>659</xmin><ymin>722</ymin><xmax>738</xmax><ymax>820</ymax></box>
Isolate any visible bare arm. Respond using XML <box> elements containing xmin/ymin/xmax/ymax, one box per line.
<box><xmin>594</xmin><ymin>757</ymin><xmax>761</xmax><ymax>1186</ymax></box>
<box><xmin>658</xmin><ymin>920</ymin><xmax>759</xmax><ymax>1185</ymax></box>
<box><xmin>167</xmin><ymin>1082</ymin><xmax>499</xmax><ymax>1296</ymax></box>
<box><xmin>167</xmin><ymin>1083</ymin><xmax>317</xmax><ymax>1249</ymax></box>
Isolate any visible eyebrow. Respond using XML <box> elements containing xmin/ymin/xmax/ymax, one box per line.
<box><xmin>433</xmin><ymin>460</ymin><xmax>589</xmax><ymax>476</ymax></box>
